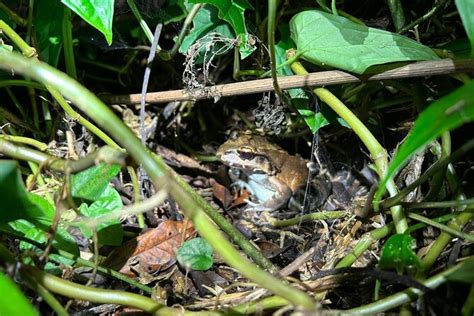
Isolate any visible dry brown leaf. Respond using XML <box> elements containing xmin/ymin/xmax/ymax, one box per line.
<box><xmin>103</xmin><ymin>220</ymin><xmax>195</xmax><ymax>277</ymax></box>
<box><xmin>210</xmin><ymin>178</ymin><xmax>233</xmax><ymax>209</ymax></box>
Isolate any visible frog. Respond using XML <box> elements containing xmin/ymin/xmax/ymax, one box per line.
<box><xmin>216</xmin><ymin>133</ymin><xmax>309</xmax><ymax>211</ymax></box>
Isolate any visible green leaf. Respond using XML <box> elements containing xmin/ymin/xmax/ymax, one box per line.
<box><xmin>0</xmin><ymin>160</ymin><xmax>30</xmax><ymax>223</ymax></box>
<box><xmin>455</xmin><ymin>0</ymin><xmax>474</xmax><ymax>57</ymax></box>
<box><xmin>0</xmin><ymin>160</ymin><xmax>51</xmax><ymax>223</ymax></box>
<box><xmin>179</xmin><ymin>3</ymin><xmax>234</xmax><ymax>62</ymax></box>
<box><xmin>376</xmin><ymin>80</ymin><xmax>474</xmax><ymax>202</ymax></box>
<box><xmin>176</xmin><ymin>237</ymin><xmax>213</xmax><ymax>271</ymax></box>
<box><xmin>61</xmin><ymin>0</ymin><xmax>114</xmax><ymax>45</ymax></box>
<box><xmin>290</xmin><ymin>10</ymin><xmax>439</xmax><ymax>74</ymax></box>
<box><xmin>78</xmin><ymin>185</ymin><xmax>123</xmax><ymax>246</ymax></box>
<box><xmin>71</xmin><ymin>163</ymin><xmax>120</xmax><ymax>201</ymax></box>
<box><xmin>445</xmin><ymin>257</ymin><xmax>474</xmax><ymax>284</ymax></box>
<box><xmin>160</xmin><ymin>0</ymin><xmax>187</xmax><ymax>24</ymax></box>
<box><xmin>179</xmin><ymin>5</ymin><xmax>233</xmax><ymax>48</ymax></box>
<box><xmin>0</xmin><ymin>273</ymin><xmax>38</xmax><ymax>316</ymax></box>
<box><xmin>26</xmin><ymin>193</ymin><xmax>54</xmax><ymax>225</ymax></box>
<box><xmin>379</xmin><ymin>234</ymin><xmax>420</xmax><ymax>275</ymax></box>
<box><xmin>35</xmin><ymin>0</ymin><xmax>64</xmax><ymax>66</ymax></box>
<box><xmin>8</xmin><ymin>219</ymin><xmax>79</xmax><ymax>257</ymax></box>
<box><xmin>188</xmin><ymin>0</ymin><xmax>255</xmax><ymax>58</ymax></box>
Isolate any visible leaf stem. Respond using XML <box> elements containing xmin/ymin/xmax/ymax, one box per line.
<box><xmin>347</xmin><ymin>258</ymin><xmax>473</xmax><ymax>313</ymax></box>
<box><xmin>62</xmin><ymin>8</ymin><xmax>77</xmax><ymax>80</ymax></box>
<box><xmin>407</xmin><ymin>212</ymin><xmax>474</xmax><ymax>242</ymax></box>
<box><xmin>20</xmin><ymin>265</ymin><xmax>176</xmax><ymax>315</ymax></box>
<box><xmin>0</xmin><ymin>139</ymin><xmax>125</xmax><ymax>173</ymax></box>
<box><xmin>269</xmin><ymin>211</ymin><xmax>349</xmax><ymax>227</ymax></box>
<box><xmin>126</xmin><ymin>0</ymin><xmax>153</xmax><ymax>43</ymax></box>
<box><xmin>336</xmin><ymin>224</ymin><xmax>394</xmax><ymax>268</ymax></box>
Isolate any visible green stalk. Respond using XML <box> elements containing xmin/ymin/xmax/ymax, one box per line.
<box><xmin>0</xmin><ymin>20</ymin><xmax>36</xmax><ymax>57</ymax></box>
<box><xmin>0</xmin><ymin>2</ymin><xmax>27</xmax><ymax>26</ymax></box>
<box><xmin>418</xmin><ymin>208</ymin><xmax>473</xmax><ymax>277</ymax></box>
<box><xmin>0</xmin><ymin>134</ymin><xmax>48</xmax><ymax>151</ymax></box>
<box><xmin>0</xmin><ymin>139</ymin><xmax>125</xmax><ymax>173</ymax></box>
<box><xmin>127</xmin><ymin>0</ymin><xmax>153</xmax><ymax>43</ymax></box>
<box><xmin>0</xmin><ymin>50</ymin><xmax>315</xmax><ymax>310</ymax></box>
<box><xmin>127</xmin><ymin>166</ymin><xmax>145</xmax><ymax>228</ymax></box>
<box><xmin>47</xmin><ymin>86</ymin><xmax>120</xmax><ymax>148</ymax></box>
<box><xmin>62</xmin><ymin>8</ymin><xmax>77</xmax><ymax>80</ymax></box>
<box><xmin>0</xmin><ymin>80</ymin><xmax>45</xmax><ymax>90</ymax></box>
<box><xmin>290</xmin><ymin>58</ymin><xmax>408</xmax><ymax>234</ymax></box>
<box><xmin>336</xmin><ymin>224</ymin><xmax>394</xmax><ymax>268</ymax></box>
<box><xmin>27</xmin><ymin>161</ymin><xmax>54</xmax><ymax>204</ymax></box>
<box><xmin>268</xmin><ymin>0</ymin><xmax>285</xmax><ymax>101</ymax></box>
<box><xmin>424</xmin><ymin>133</ymin><xmax>450</xmax><ymax>201</ymax></box>
<box><xmin>407</xmin><ymin>212</ymin><xmax>474</xmax><ymax>242</ymax></box>
<box><xmin>269</xmin><ymin>211</ymin><xmax>349</xmax><ymax>227</ymax></box>
<box><xmin>386</xmin><ymin>0</ymin><xmax>406</xmax><ymax>32</ymax></box>
<box><xmin>168</xmin><ymin>4</ymin><xmax>203</xmax><ymax>59</ymax></box>
<box><xmin>22</xmin><ymin>270</ymin><xmax>69</xmax><ymax>316</ymax></box>
<box><xmin>20</xmin><ymin>265</ymin><xmax>176</xmax><ymax>315</ymax></box>
<box><xmin>347</xmin><ymin>258</ymin><xmax>472</xmax><ymax>313</ymax></box>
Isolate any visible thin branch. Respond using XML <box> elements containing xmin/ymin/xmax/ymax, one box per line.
<box><xmin>102</xmin><ymin>59</ymin><xmax>474</xmax><ymax>105</ymax></box>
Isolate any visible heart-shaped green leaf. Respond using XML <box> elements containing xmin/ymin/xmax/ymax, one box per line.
<box><xmin>290</xmin><ymin>10</ymin><xmax>439</xmax><ymax>74</ymax></box>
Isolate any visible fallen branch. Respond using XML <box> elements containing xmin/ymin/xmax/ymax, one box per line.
<box><xmin>102</xmin><ymin>59</ymin><xmax>474</xmax><ymax>105</ymax></box>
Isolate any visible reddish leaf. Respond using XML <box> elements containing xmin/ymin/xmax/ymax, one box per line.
<box><xmin>103</xmin><ymin>220</ymin><xmax>195</xmax><ymax>277</ymax></box>
<box><xmin>230</xmin><ymin>189</ymin><xmax>250</xmax><ymax>208</ymax></box>
<box><xmin>210</xmin><ymin>178</ymin><xmax>233</xmax><ymax>209</ymax></box>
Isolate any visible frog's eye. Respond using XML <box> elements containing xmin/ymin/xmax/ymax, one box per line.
<box><xmin>238</xmin><ymin>150</ymin><xmax>255</xmax><ymax>160</ymax></box>
<box><xmin>256</xmin><ymin>156</ymin><xmax>267</xmax><ymax>164</ymax></box>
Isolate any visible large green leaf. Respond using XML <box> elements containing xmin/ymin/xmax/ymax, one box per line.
<box><xmin>179</xmin><ymin>3</ymin><xmax>234</xmax><ymax>60</ymax></box>
<box><xmin>78</xmin><ymin>185</ymin><xmax>123</xmax><ymax>246</ymax></box>
<box><xmin>189</xmin><ymin>0</ymin><xmax>252</xmax><ymax>38</ymax></box>
<box><xmin>446</xmin><ymin>257</ymin><xmax>474</xmax><ymax>284</ymax></box>
<box><xmin>0</xmin><ymin>161</ymin><xmax>52</xmax><ymax>224</ymax></box>
<box><xmin>0</xmin><ymin>273</ymin><xmax>38</xmax><ymax>316</ymax></box>
<box><xmin>61</xmin><ymin>0</ymin><xmax>114</xmax><ymax>45</ymax></box>
<box><xmin>455</xmin><ymin>0</ymin><xmax>474</xmax><ymax>57</ymax></box>
<box><xmin>290</xmin><ymin>10</ymin><xmax>439</xmax><ymax>74</ymax></box>
<box><xmin>376</xmin><ymin>80</ymin><xmax>474</xmax><ymax>202</ymax></box>
<box><xmin>35</xmin><ymin>0</ymin><xmax>64</xmax><ymax>66</ymax></box>
<box><xmin>8</xmin><ymin>219</ymin><xmax>80</xmax><ymax>257</ymax></box>
<box><xmin>189</xmin><ymin>0</ymin><xmax>255</xmax><ymax>58</ymax></box>
<box><xmin>71</xmin><ymin>163</ymin><xmax>120</xmax><ymax>201</ymax></box>
<box><xmin>0</xmin><ymin>161</ymin><xmax>30</xmax><ymax>223</ymax></box>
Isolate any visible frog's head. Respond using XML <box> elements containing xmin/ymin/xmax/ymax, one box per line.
<box><xmin>216</xmin><ymin>134</ymin><xmax>278</xmax><ymax>175</ymax></box>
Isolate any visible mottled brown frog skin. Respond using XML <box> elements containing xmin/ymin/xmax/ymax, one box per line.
<box><xmin>216</xmin><ymin>134</ymin><xmax>308</xmax><ymax>211</ymax></box>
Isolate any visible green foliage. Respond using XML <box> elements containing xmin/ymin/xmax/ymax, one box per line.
<box><xmin>188</xmin><ymin>0</ymin><xmax>255</xmax><ymax>58</ymax></box>
<box><xmin>71</xmin><ymin>163</ymin><xmax>120</xmax><ymax>201</ymax></box>
<box><xmin>376</xmin><ymin>80</ymin><xmax>474</xmax><ymax>202</ymax></box>
<box><xmin>455</xmin><ymin>0</ymin><xmax>474</xmax><ymax>57</ymax></box>
<box><xmin>70</xmin><ymin>164</ymin><xmax>123</xmax><ymax>246</ymax></box>
<box><xmin>78</xmin><ymin>185</ymin><xmax>123</xmax><ymax>246</ymax></box>
<box><xmin>35</xmin><ymin>0</ymin><xmax>64</xmax><ymax>66</ymax></box>
<box><xmin>177</xmin><ymin>237</ymin><xmax>213</xmax><ymax>271</ymax></box>
<box><xmin>0</xmin><ymin>161</ymin><xmax>49</xmax><ymax>224</ymax></box>
<box><xmin>160</xmin><ymin>0</ymin><xmax>187</xmax><ymax>24</ymax></box>
<box><xmin>179</xmin><ymin>3</ymin><xmax>234</xmax><ymax>60</ymax></box>
<box><xmin>379</xmin><ymin>234</ymin><xmax>420</xmax><ymax>275</ymax></box>
<box><xmin>290</xmin><ymin>10</ymin><xmax>439</xmax><ymax>74</ymax></box>
<box><xmin>446</xmin><ymin>257</ymin><xmax>474</xmax><ymax>284</ymax></box>
<box><xmin>0</xmin><ymin>273</ymin><xmax>38</xmax><ymax>316</ymax></box>
<box><xmin>60</xmin><ymin>0</ymin><xmax>114</xmax><ymax>45</ymax></box>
